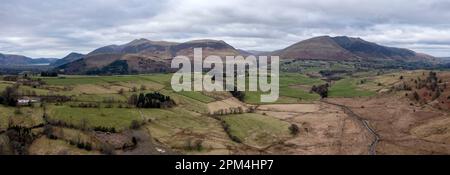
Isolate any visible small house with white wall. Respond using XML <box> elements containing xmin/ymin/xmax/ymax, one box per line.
<box><xmin>17</xmin><ymin>97</ymin><xmax>38</xmax><ymax>106</ymax></box>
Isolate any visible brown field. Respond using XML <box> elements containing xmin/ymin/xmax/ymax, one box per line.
<box><xmin>255</xmin><ymin>103</ymin><xmax>373</xmax><ymax>155</ymax></box>
<box><xmin>29</xmin><ymin>137</ymin><xmax>101</xmax><ymax>155</ymax></box>
<box><xmin>327</xmin><ymin>94</ymin><xmax>450</xmax><ymax>154</ymax></box>
<box><xmin>207</xmin><ymin>98</ymin><xmax>251</xmax><ymax>115</ymax></box>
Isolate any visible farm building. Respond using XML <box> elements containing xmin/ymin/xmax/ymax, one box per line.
<box><xmin>17</xmin><ymin>97</ymin><xmax>39</xmax><ymax>106</ymax></box>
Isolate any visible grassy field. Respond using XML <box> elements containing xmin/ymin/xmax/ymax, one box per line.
<box><xmin>279</xmin><ymin>73</ymin><xmax>323</xmax><ymax>100</ymax></box>
<box><xmin>244</xmin><ymin>73</ymin><xmax>324</xmax><ymax>104</ymax></box>
<box><xmin>142</xmin><ymin>108</ymin><xmax>212</xmax><ymax>138</ymax></box>
<box><xmin>72</xmin><ymin>93</ymin><xmax>127</xmax><ymax>102</ymax></box>
<box><xmin>42</xmin><ymin>76</ymin><xmax>106</xmax><ymax>85</ymax></box>
<box><xmin>329</xmin><ymin>78</ymin><xmax>376</xmax><ymax>97</ymax></box>
<box><xmin>281</xmin><ymin>60</ymin><xmax>357</xmax><ymax>73</ymax></box>
<box><xmin>160</xmin><ymin>89</ymin><xmax>209</xmax><ymax>114</ymax></box>
<box><xmin>177</xmin><ymin>91</ymin><xmax>216</xmax><ymax>103</ymax></box>
<box><xmin>0</xmin><ymin>106</ymin><xmax>10</xmax><ymax>131</ymax></box>
<box><xmin>142</xmin><ymin>107</ymin><xmax>233</xmax><ymax>153</ymax></box>
<box><xmin>223</xmin><ymin>113</ymin><xmax>291</xmax><ymax>148</ymax></box>
<box><xmin>41</xmin><ymin>74</ymin><xmax>172</xmax><ymax>86</ymax></box>
<box><xmin>46</xmin><ymin>105</ymin><xmax>141</xmax><ymax>132</ymax></box>
<box><xmin>279</xmin><ymin>73</ymin><xmax>324</xmax><ymax>86</ymax></box>
<box><xmin>39</xmin><ymin>73</ymin><xmax>326</xmax><ymax>105</ymax></box>
<box><xmin>28</xmin><ymin>137</ymin><xmax>100</xmax><ymax>155</ymax></box>
<box><xmin>0</xmin><ymin>106</ymin><xmax>45</xmax><ymax>130</ymax></box>
<box><xmin>0</xmin><ymin>81</ymin><xmax>15</xmax><ymax>91</ymax></box>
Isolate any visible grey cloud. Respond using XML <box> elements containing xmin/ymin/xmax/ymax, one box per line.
<box><xmin>0</xmin><ymin>0</ymin><xmax>449</xmax><ymax>58</ymax></box>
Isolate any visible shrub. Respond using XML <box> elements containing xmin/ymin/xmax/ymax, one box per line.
<box><xmin>131</xmin><ymin>87</ymin><xmax>138</xmax><ymax>92</ymax></box>
<box><xmin>230</xmin><ymin>135</ymin><xmax>242</xmax><ymax>143</ymax></box>
<box><xmin>43</xmin><ymin>125</ymin><xmax>56</xmax><ymax>139</ymax></box>
<box><xmin>5</xmin><ymin>126</ymin><xmax>34</xmax><ymax>155</ymax></box>
<box><xmin>100</xmin><ymin>144</ymin><xmax>115</xmax><ymax>155</ymax></box>
<box><xmin>118</xmin><ymin>88</ymin><xmax>125</xmax><ymax>95</ymax></box>
<box><xmin>230</xmin><ymin>87</ymin><xmax>245</xmax><ymax>102</ymax></box>
<box><xmin>194</xmin><ymin>139</ymin><xmax>203</xmax><ymax>151</ymax></box>
<box><xmin>413</xmin><ymin>91</ymin><xmax>420</xmax><ymax>101</ymax></box>
<box><xmin>76</xmin><ymin>141</ymin><xmax>92</xmax><ymax>151</ymax></box>
<box><xmin>93</xmin><ymin>126</ymin><xmax>116</xmax><ymax>133</ymax></box>
<box><xmin>288</xmin><ymin>124</ymin><xmax>300</xmax><ymax>136</ymax></box>
<box><xmin>1</xmin><ymin>85</ymin><xmax>19</xmax><ymax>106</ymax></box>
<box><xmin>130</xmin><ymin>120</ymin><xmax>142</xmax><ymax>130</ymax></box>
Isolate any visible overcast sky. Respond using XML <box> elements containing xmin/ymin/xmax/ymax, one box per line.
<box><xmin>1</xmin><ymin>0</ymin><xmax>450</xmax><ymax>58</ymax></box>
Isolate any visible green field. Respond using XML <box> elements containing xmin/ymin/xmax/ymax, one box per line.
<box><xmin>0</xmin><ymin>107</ymin><xmax>11</xmax><ymax>131</ymax></box>
<box><xmin>142</xmin><ymin>108</ymin><xmax>213</xmax><ymax>137</ymax></box>
<box><xmin>46</xmin><ymin>105</ymin><xmax>141</xmax><ymax>131</ymax></box>
<box><xmin>141</xmin><ymin>107</ymin><xmax>233</xmax><ymax>153</ymax></box>
<box><xmin>281</xmin><ymin>60</ymin><xmax>357</xmax><ymax>73</ymax></box>
<box><xmin>0</xmin><ymin>106</ymin><xmax>45</xmax><ymax>130</ymax></box>
<box><xmin>177</xmin><ymin>91</ymin><xmax>216</xmax><ymax>103</ymax></box>
<box><xmin>41</xmin><ymin>74</ymin><xmax>172</xmax><ymax>86</ymax></box>
<box><xmin>0</xmin><ymin>81</ymin><xmax>15</xmax><ymax>91</ymax></box>
<box><xmin>39</xmin><ymin>73</ymin><xmax>328</xmax><ymax>105</ymax></box>
<box><xmin>223</xmin><ymin>113</ymin><xmax>291</xmax><ymax>148</ymax></box>
<box><xmin>279</xmin><ymin>73</ymin><xmax>324</xmax><ymax>86</ymax></box>
<box><xmin>329</xmin><ymin>78</ymin><xmax>376</xmax><ymax>97</ymax></box>
<box><xmin>72</xmin><ymin>93</ymin><xmax>127</xmax><ymax>102</ymax></box>
<box><xmin>244</xmin><ymin>73</ymin><xmax>324</xmax><ymax>104</ymax></box>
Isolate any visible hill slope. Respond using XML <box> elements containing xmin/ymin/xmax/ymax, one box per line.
<box><xmin>274</xmin><ymin>36</ymin><xmax>435</xmax><ymax>61</ymax></box>
<box><xmin>50</xmin><ymin>52</ymin><xmax>85</xmax><ymax>67</ymax></box>
<box><xmin>56</xmin><ymin>39</ymin><xmax>240</xmax><ymax>74</ymax></box>
<box><xmin>0</xmin><ymin>53</ymin><xmax>56</xmax><ymax>65</ymax></box>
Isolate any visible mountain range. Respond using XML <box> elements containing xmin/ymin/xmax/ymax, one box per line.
<box><xmin>0</xmin><ymin>53</ymin><xmax>57</xmax><ymax>66</ymax></box>
<box><xmin>273</xmin><ymin>36</ymin><xmax>435</xmax><ymax>61</ymax></box>
<box><xmin>57</xmin><ymin>39</ymin><xmax>240</xmax><ymax>74</ymax></box>
<box><xmin>0</xmin><ymin>36</ymin><xmax>437</xmax><ymax>74</ymax></box>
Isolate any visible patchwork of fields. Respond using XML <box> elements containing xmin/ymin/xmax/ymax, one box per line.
<box><xmin>0</xmin><ymin>71</ymin><xmax>385</xmax><ymax>155</ymax></box>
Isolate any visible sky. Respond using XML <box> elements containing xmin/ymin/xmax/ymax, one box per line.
<box><xmin>1</xmin><ymin>0</ymin><xmax>450</xmax><ymax>58</ymax></box>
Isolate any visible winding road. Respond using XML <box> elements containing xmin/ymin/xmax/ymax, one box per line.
<box><xmin>322</xmin><ymin>100</ymin><xmax>380</xmax><ymax>155</ymax></box>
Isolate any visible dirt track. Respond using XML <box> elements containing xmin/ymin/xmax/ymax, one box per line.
<box><xmin>322</xmin><ymin>100</ymin><xmax>380</xmax><ymax>155</ymax></box>
<box><xmin>328</xmin><ymin>95</ymin><xmax>450</xmax><ymax>155</ymax></box>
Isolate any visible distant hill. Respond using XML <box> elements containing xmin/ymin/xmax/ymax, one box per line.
<box><xmin>50</xmin><ymin>52</ymin><xmax>85</xmax><ymax>67</ymax></box>
<box><xmin>436</xmin><ymin>57</ymin><xmax>450</xmax><ymax>64</ymax></box>
<box><xmin>57</xmin><ymin>39</ymin><xmax>240</xmax><ymax>74</ymax></box>
<box><xmin>55</xmin><ymin>36</ymin><xmax>438</xmax><ymax>75</ymax></box>
<box><xmin>0</xmin><ymin>53</ymin><xmax>57</xmax><ymax>65</ymax></box>
<box><xmin>273</xmin><ymin>36</ymin><xmax>435</xmax><ymax>61</ymax></box>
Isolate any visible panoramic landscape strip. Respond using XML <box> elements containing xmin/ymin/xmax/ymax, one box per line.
<box><xmin>1</xmin><ymin>0</ymin><xmax>450</xmax><ymax>158</ymax></box>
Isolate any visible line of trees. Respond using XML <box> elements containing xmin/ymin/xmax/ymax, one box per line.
<box><xmin>128</xmin><ymin>92</ymin><xmax>175</xmax><ymax>108</ymax></box>
<box><xmin>40</xmin><ymin>71</ymin><xmax>58</xmax><ymax>77</ymax></box>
